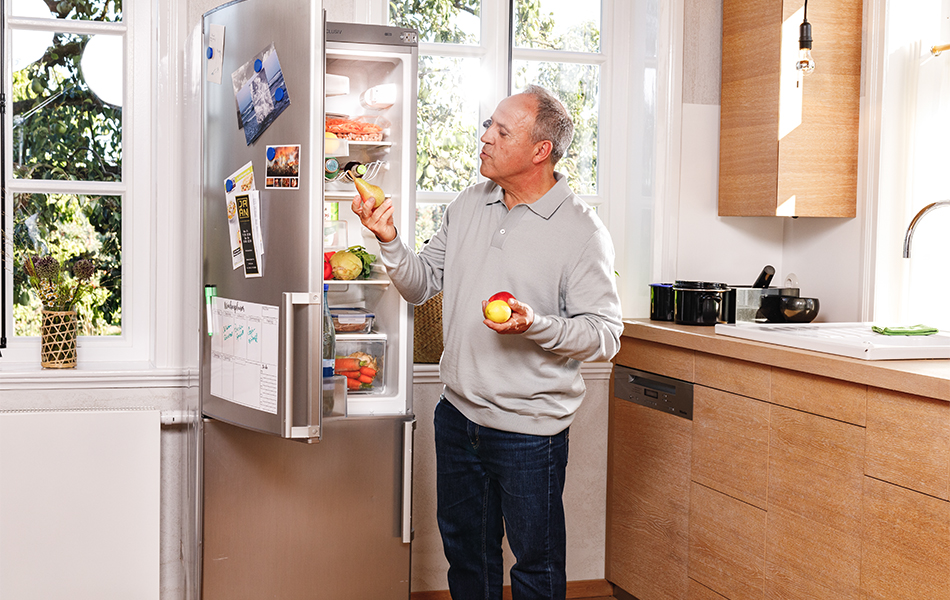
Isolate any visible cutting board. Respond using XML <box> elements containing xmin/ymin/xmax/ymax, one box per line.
<box><xmin>714</xmin><ymin>322</ymin><xmax>950</xmax><ymax>360</ymax></box>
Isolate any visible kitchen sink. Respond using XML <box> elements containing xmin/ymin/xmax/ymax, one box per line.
<box><xmin>714</xmin><ymin>322</ymin><xmax>950</xmax><ymax>360</ymax></box>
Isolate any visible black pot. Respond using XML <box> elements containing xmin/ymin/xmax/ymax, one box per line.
<box><xmin>649</xmin><ymin>283</ymin><xmax>674</xmax><ymax>321</ymax></box>
<box><xmin>674</xmin><ymin>281</ymin><xmax>730</xmax><ymax>326</ymax></box>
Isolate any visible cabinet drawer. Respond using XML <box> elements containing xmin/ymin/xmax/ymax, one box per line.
<box><xmin>866</xmin><ymin>388</ymin><xmax>950</xmax><ymax>499</ymax></box>
<box><xmin>614</xmin><ymin>338</ymin><xmax>693</xmax><ymax>382</ymax></box>
<box><xmin>688</xmin><ymin>482</ymin><xmax>766</xmax><ymax>600</ymax></box>
<box><xmin>694</xmin><ymin>352</ymin><xmax>770</xmax><ymax>401</ymax></box>
<box><xmin>692</xmin><ymin>386</ymin><xmax>769</xmax><ymax>509</ymax></box>
<box><xmin>771</xmin><ymin>368</ymin><xmax>866</xmax><ymax>425</ymax></box>
<box><xmin>862</xmin><ymin>477</ymin><xmax>950</xmax><ymax>600</ymax></box>
<box><xmin>766</xmin><ymin>406</ymin><xmax>864</xmax><ymax>599</ymax></box>
<box><xmin>606</xmin><ymin>397</ymin><xmax>690</xmax><ymax>600</ymax></box>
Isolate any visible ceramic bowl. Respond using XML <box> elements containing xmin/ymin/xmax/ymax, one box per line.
<box><xmin>760</xmin><ymin>295</ymin><xmax>820</xmax><ymax>323</ymax></box>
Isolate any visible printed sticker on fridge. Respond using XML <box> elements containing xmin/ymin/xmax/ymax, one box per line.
<box><xmin>265</xmin><ymin>144</ymin><xmax>300</xmax><ymax>189</ymax></box>
<box><xmin>231</xmin><ymin>42</ymin><xmax>291</xmax><ymax>145</ymax></box>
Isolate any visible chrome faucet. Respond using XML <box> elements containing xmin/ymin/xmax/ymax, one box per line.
<box><xmin>903</xmin><ymin>200</ymin><xmax>950</xmax><ymax>258</ymax></box>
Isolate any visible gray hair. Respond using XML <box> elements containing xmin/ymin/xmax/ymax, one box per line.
<box><xmin>521</xmin><ymin>84</ymin><xmax>574</xmax><ymax>165</ymax></box>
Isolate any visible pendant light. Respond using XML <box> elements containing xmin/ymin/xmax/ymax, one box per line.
<box><xmin>796</xmin><ymin>0</ymin><xmax>816</xmax><ymax>74</ymax></box>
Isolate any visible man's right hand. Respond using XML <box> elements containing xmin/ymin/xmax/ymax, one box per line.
<box><xmin>351</xmin><ymin>195</ymin><xmax>397</xmax><ymax>243</ymax></box>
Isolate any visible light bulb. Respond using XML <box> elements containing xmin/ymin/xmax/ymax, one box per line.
<box><xmin>796</xmin><ymin>47</ymin><xmax>815</xmax><ymax>74</ymax></box>
<box><xmin>797</xmin><ymin>9</ymin><xmax>815</xmax><ymax>75</ymax></box>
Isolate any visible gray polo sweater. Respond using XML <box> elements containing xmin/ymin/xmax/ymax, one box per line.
<box><xmin>380</xmin><ymin>173</ymin><xmax>624</xmax><ymax>435</ymax></box>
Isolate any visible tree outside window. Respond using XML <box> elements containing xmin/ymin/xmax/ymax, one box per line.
<box><xmin>6</xmin><ymin>0</ymin><xmax>124</xmax><ymax>338</ymax></box>
<box><xmin>390</xmin><ymin>0</ymin><xmax>602</xmax><ymax>252</ymax></box>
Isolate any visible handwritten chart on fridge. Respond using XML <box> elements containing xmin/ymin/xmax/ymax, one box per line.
<box><xmin>210</xmin><ymin>297</ymin><xmax>279</xmax><ymax>413</ymax></box>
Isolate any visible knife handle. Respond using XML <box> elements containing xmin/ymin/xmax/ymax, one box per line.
<box><xmin>752</xmin><ymin>266</ymin><xmax>775</xmax><ymax>288</ymax></box>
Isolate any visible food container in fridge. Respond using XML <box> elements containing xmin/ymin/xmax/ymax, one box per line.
<box><xmin>334</xmin><ymin>334</ymin><xmax>386</xmax><ymax>395</ymax></box>
<box><xmin>329</xmin><ymin>307</ymin><xmax>375</xmax><ymax>333</ymax></box>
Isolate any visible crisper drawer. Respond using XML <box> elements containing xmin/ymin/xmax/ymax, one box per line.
<box><xmin>335</xmin><ymin>333</ymin><xmax>387</xmax><ymax>395</ymax></box>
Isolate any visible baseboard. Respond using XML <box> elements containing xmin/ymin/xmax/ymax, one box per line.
<box><xmin>411</xmin><ymin>578</ymin><xmax>614</xmax><ymax>600</ymax></box>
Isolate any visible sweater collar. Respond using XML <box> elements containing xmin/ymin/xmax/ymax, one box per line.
<box><xmin>485</xmin><ymin>172</ymin><xmax>571</xmax><ymax>219</ymax></box>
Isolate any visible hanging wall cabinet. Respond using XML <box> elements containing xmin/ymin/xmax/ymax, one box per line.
<box><xmin>719</xmin><ymin>0</ymin><xmax>863</xmax><ymax>217</ymax></box>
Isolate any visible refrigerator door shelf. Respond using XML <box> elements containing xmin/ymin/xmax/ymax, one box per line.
<box><xmin>326</xmin><ymin>264</ymin><xmax>392</xmax><ymax>287</ymax></box>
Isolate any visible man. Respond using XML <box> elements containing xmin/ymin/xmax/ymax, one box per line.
<box><xmin>352</xmin><ymin>85</ymin><xmax>623</xmax><ymax>600</ymax></box>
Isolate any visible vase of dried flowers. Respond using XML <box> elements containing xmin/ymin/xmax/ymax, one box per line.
<box><xmin>23</xmin><ymin>255</ymin><xmax>96</xmax><ymax>369</ymax></box>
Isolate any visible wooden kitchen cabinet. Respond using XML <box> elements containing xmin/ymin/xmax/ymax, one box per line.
<box><xmin>719</xmin><ymin>0</ymin><xmax>863</xmax><ymax>217</ymax></box>
<box><xmin>861</xmin><ymin>477</ymin><xmax>950</xmax><ymax>599</ymax></box>
<box><xmin>691</xmin><ymin>386</ymin><xmax>769</xmax><ymax>509</ymax></box>
<box><xmin>606</xmin><ymin>395</ymin><xmax>690</xmax><ymax>600</ymax></box>
<box><xmin>611</xmin><ymin>324</ymin><xmax>950</xmax><ymax>600</ymax></box>
<box><xmin>765</xmin><ymin>405</ymin><xmax>864</xmax><ymax>599</ymax></box>
<box><xmin>865</xmin><ymin>387</ymin><xmax>950</xmax><ymax>499</ymax></box>
<box><xmin>688</xmin><ymin>482</ymin><xmax>766</xmax><ymax>600</ymax></box>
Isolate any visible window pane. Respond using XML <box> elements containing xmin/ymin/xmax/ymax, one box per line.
<box><xmin>514</xmin><ymin>0</ymin><xmax>600</xmax><ymax>52</ymax></box>
<box><xmin>13</xmin><ymin>192</ymin><xmax>122</xmax><ymax>337</ymax></box>
<box><xmin>415</xmin><ymin>204</ymin><xmax>448</xmax><ymax>252</ymax></box>
<box><xmin>12</xmin><ymin>32</ymin><xmax>122</xmax><ymax>181</ymax></box>
<box><xmin>12</xmin><ymin>0</ymin><xmax>122</xmax><ymax>22</ymax></box>
<box><xmin>417</xmin><ymin>56</ymin><xmax>480</xmax><ymax>193</ymax></box>
<box><xmin>390</xmin><ymin>0</ymin><xmax>480</xmax><ymax>44</ymax></box>
<box><xmin>513</xmin><ymin>60</ymin><xmax>599</xmax><ymax>195</ymax></box>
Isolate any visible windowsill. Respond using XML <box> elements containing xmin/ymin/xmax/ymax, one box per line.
<box><xmin>0</xmin><ymin>361</ymin><xmax>612</xmax><ymax>390</ymax></box>
<box><xmin>0</xmin><ymin>360</ymin><xmax>198</xmax><ymax>390</ymax></box>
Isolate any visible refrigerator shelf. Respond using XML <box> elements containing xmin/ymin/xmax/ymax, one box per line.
<box><xmin>324</xmin><ymin>191</ymin><xmax>392</xmax><ymax>201</ymax></box>
<box><xmin>347</xmin><ymin>140</ymin><xmax>393</xmax><ymax>149</ymax></box>
<box><xmin>327</xmin><ymin>160</ymin><xmax>388</xmax><ymax>183</ymax></box>
<box><xmin>325</xmin><ymin>278</ymin><xmax>390</xmax><ymax>287</ymax></box>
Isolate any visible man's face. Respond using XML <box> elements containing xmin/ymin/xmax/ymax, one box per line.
<box><xmin>479</xmin><ymin>94</ymin><xmax>539</xmax><ymax>184</ymax></box>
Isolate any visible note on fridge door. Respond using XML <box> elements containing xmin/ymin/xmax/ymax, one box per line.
<box><xmin>235</xmin><ymin>191</ymin><xmax>264</xmax><ymax>277</ymax></box>
<box><xmin>210</xmin><ymin>297</ymin><xmax>279</xmax><ymax>414</ymax></box>
<box><xmin>224</xmin><ymin>161</ymin><xmax>256</xmax><ymax>270</ymax></box>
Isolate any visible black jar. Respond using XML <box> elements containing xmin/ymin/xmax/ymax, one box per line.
<box><xmin>649</xmin><ymin>283</ymin><xmax>675</xmax><ymax>321</ymax></box>
<box><xmin>673</xmin><ymin>281</ymin><xmax>730</xmax><ymax>326</ymax></box>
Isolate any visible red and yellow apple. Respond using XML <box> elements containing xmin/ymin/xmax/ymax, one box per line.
<box><xmin>484</xmin><ymin>291</ymin><xmax>515</xmax><ymax>323</ymax></box>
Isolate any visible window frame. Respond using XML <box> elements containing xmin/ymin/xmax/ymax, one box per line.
<box><xmin>1</xmin><ymin>0</ymin><xmax>153</xmax><ymax>366</ymax></box>
<box><xmin>388</xmin><ymin>0</ymin><xmax>648</xmax><ymax>315</ymax></box>
<box><xmin>407</xmin><ymin>1</ymin><xmax>610</xmax><ymax>208</ymax></box>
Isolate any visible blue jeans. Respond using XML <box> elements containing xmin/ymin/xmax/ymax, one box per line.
<box><xmin>434</xmin><ymin>397</ymin><xmax>569</xmax><ymax>600</ymax></box>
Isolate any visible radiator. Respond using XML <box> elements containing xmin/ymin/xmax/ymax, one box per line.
<box><xmin>0</xmin><ymin>409</ymin><xmax>160</xmax><ymax>600</ymax></box>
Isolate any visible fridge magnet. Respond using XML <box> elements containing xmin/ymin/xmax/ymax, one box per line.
<box><xmin>265</xmin><ymin>144</ymin><xmax>300</xmax><ymax>189</ymax></box>
<box><xmin>231</xmin><ymin>42</ymin><xmax>291</xmax><ymax>145</ymax></box>
<box><xmin>206</xmin><ymin>23</ymin><xmax>226</xmax><ymax>85</ymax></box>
<box><xmin>235</xmin><ymin>191</ymin><xmax>264</xmax><ymax>278</ymax></box>
<box><xmin>224</xmin><ymin>161</ymin><xmax>256</xmax><ymax>270</ymax></box>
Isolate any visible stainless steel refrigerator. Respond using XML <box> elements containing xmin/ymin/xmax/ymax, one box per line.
<box><xmin>198</xmin><ymin>2</ymin><xmax>418</xmax><ymax>597</ymax></box>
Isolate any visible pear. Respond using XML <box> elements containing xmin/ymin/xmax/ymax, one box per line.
<box><xmin>351</xmin><ymin>170</ymin><xmax>385</xmax><ymax>208</ymax></box>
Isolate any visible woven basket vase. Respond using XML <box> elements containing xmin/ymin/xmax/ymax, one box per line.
<box><xmin>413</xmin><ymin>291</ymin><xmax>444</xmax><ymax>364</ymax></box>
<box><xmin>41</xmin><ymin>310</ymin><xmax>78</xmax><ymax>369</ymax></box>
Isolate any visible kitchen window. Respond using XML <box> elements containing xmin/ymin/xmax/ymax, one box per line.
<box><xmin>868</xmin><ymin>0</ymin><xmax>950</xmax><ymax>331</ymax></box>
<box><xmin>388</xmin><ymin>0</ymin><xmax>607</xmax><ymax>251</ymax></box>
<box><xmin>1</xmin><ymin>0</ymin><xmax>152</xmax><ymax>363</ymax></box>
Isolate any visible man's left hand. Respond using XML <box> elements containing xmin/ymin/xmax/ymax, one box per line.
<box><xmin>482</xmin><ymin>298</ymin><xmax>534</xmax><ymax>334</ymax></box>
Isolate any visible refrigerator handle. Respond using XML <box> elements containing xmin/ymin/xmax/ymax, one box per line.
<box><xmin>282</xmin><ymin>291</ymin><xmax>323</xmax><ymax>440</ymax></box>
<box><xmin>401</xmin><ymin>418</ymin><xmax>416</xmax><ymax>543</ymax></box>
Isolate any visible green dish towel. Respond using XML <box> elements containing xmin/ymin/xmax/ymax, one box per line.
<box><xmin>871</xmin><ymin>324</ymin><xmax>939</xmax><ymax>336</ymax></box>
